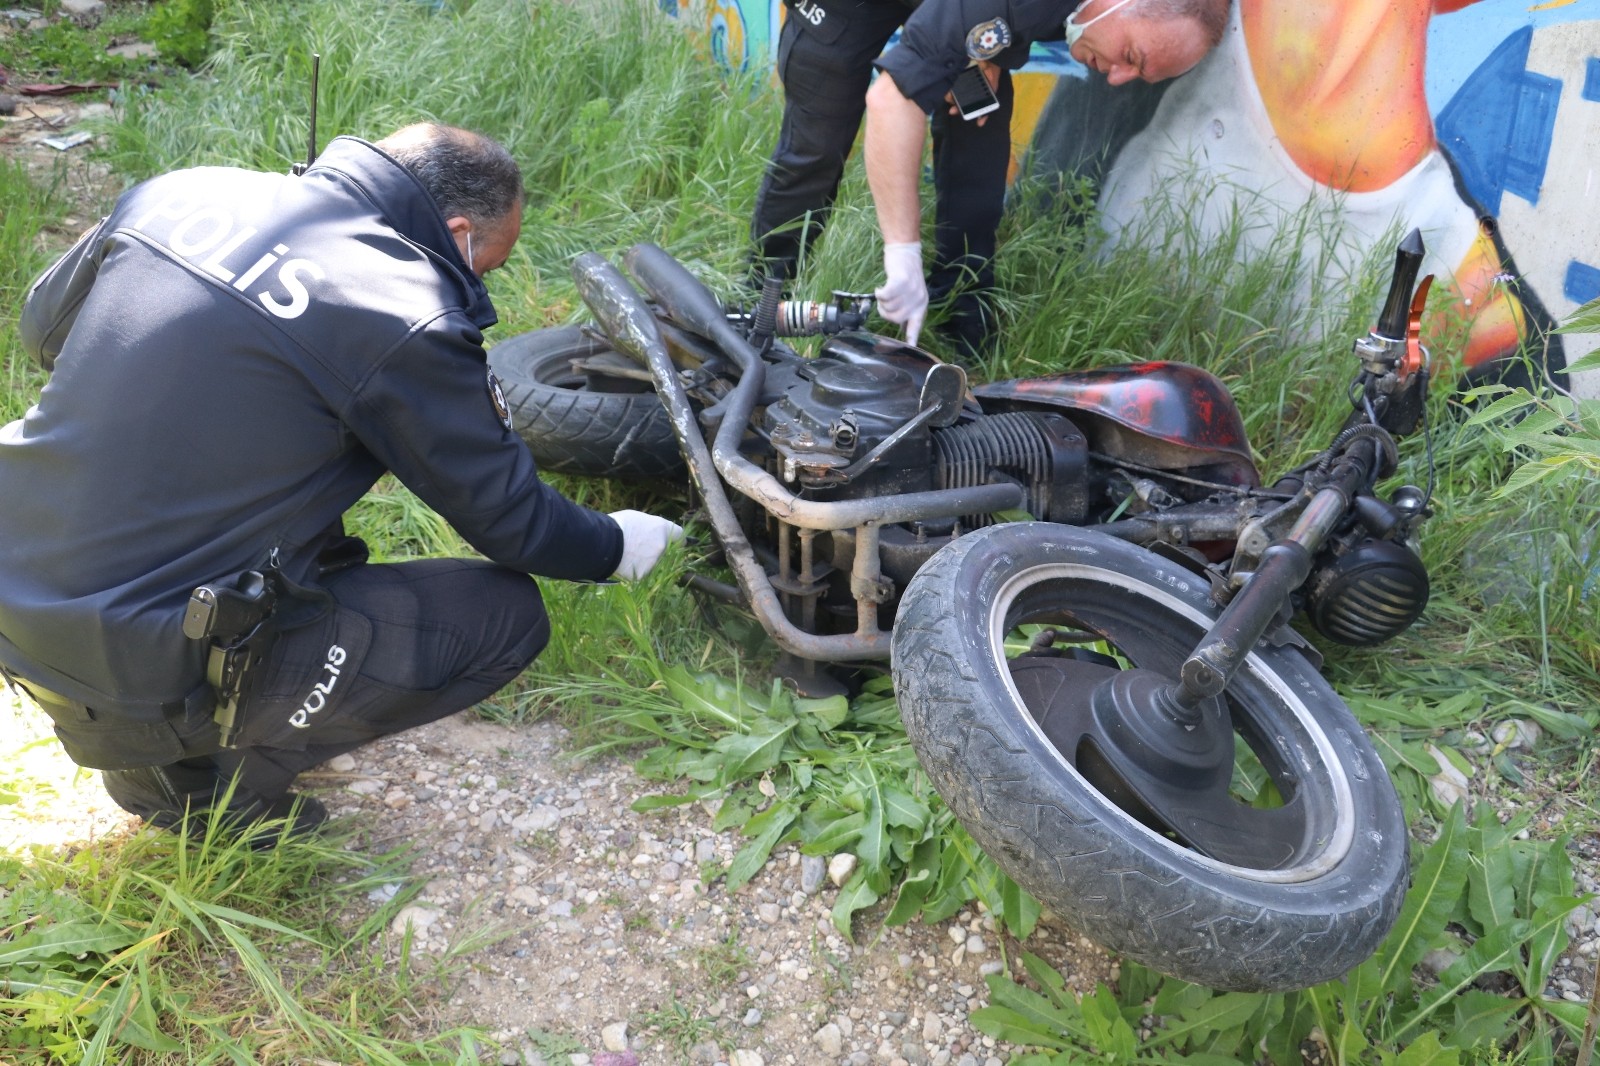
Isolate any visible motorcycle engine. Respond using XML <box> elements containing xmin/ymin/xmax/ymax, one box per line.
<box><xmin>761</xmin><ymin>335</ymin><xmax>1092</xmax><ymax>634</ymax></box>
<box><xmin>761</xmin><ymin>335</ymin><xmax>1088</xmax><ymax>522</ymax></box>
<box><xmin>762</xmin><ymin>338</ymin><xmax>935</xmax><ymax>498</ymax></box>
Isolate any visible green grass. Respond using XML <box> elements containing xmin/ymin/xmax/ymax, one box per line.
<box><xmin>0</xmin><ymin>1</ymin><xmax>167</xmax><ymax>83</ymax></box>
<box><xmin>2</xmin><ymin>0</ymin><xmax>1598</xmax><ymax>1062</ymax></box>
<box><xmin>0</xmin><ymin>780</ymin><xmax>487</xmax><ymax>1063</ymax></box>
<box><xmin>0</xmin><ymin>158</ymin><xmax>68</xmax><ymax>422</ymax></box>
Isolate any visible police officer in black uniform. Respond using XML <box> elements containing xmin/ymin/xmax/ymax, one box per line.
<box><xmin>749</xmin><ymin>0</ymin><xmax>1014</xmax><ymax>359</ymax></box>
<box><xmin>863</xmin><ymin>0</ymin><xmax>1230</xmax><ymax>343</ymax></box>
<box><xmin>0</xmin><ymin>123</ymin><xmax>683</xmax><ymax>841</ymax></box>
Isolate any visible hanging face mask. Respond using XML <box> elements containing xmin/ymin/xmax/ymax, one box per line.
<box><xmin>1064</xmin><ymin>0</ymin><xmax>1138</xmax><ymax>47</ymax></box>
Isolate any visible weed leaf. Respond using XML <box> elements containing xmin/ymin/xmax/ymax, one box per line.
<box><xmin>830</xmin><ymin>870</ymin><xmax>880</xmax><ymax>937</ymax></box>
<box><xmin>1378</xmin><ymin>1030</ymin><xmax>1457</xmax><ymax>1065</ymax></box>
<box><xmin>724</xmin><ymin>799</ymin><xmax>797</xmax><ymax>891</ymax></box>
<box><xmin>1366</xmin><ymin>804</ymin><xmax>1468</xmax><ymax>1016</ymax></box>
<box><xmin>1080</xmin><ymin>983</ymin><xmax>1137</xmax><ymax>1060</ymax></box>
<box><xmin>0</xmin><ymin>921</ymin><xmax>138</xmax><ymax>968</ymax></box>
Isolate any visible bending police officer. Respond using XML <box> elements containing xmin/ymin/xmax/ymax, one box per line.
<box><xmin>749</xmin><ymin>0</ymin><xmax>1014</xmax><ymax>359</ymax></box>
<box><xmin>864</xmin><ymin>0</ymin><xmax>1230</xmax><ymax>344</ymax></box>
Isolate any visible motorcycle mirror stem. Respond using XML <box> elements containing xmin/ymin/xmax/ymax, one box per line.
<box><xmin>1349</xmin><ymin>229</ymin><xmax>1435</xmax><ymax>431</ymax></box>
<box><xmin>1355</xmin><ymin>229</ymin><xmax>1425</xmax><ymax>374</ymax></box>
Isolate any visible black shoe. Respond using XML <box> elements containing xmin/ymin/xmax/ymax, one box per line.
<box><xmin>104</xmin><ymin>766</ymin><xmax>327</xmax><ymax>846</ymax></box>
<box><xmin>935</xmin><ymin>312</ymin><xmax>995</xmax><ymax>365</ymax></box>
<box><xmin>213</xmin><ymin>792</ymin><xmax>329</xmax><ymax>848</ymax></box>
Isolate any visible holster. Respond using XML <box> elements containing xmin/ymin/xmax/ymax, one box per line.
<box><xmin>188</xmin><ymin>561</ymin><xmax>334</xmax><ymax>748</ymax></box>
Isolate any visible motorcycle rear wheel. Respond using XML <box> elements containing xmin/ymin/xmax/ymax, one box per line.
<box><xmin>891</xmin><ymin>522</ymin><xmax>1408</xmax><ymax>992</ymax></box>
<box><xmin>488</xmin><ymin>325</ymin><xmax>683</xmax><ymax>480</ymax></box>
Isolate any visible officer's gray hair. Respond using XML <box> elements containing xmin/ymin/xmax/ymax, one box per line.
<box><xmin>1128</xmin><ymin>0</ymin><xmax>1230</xmax><ymax>47</ymax></box>
<box><xmin>377</xmin><ymin>123</ymin><xmax>525</xmax><ymax>229</ymax></box>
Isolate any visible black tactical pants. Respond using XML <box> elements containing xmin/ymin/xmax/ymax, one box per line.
<box><xmin>748</xmin><ymin>0</ymin><xmax>1015</xmax><ymax>355</ymax></box>
<box><xmin>102</xmin><ymin>558</ymin><xmax>549</xmax><ymax>822</ymax></box>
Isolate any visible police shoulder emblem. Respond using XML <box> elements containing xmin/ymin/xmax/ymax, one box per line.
<box><xmin>487</xmin><ymin>369</ymin><xmax>513</xmax><ymax>432</ymax></box>
<box><xmin>965</xmin><ymin>18</ymin><xmax>1012</xmax><ymax>61</ymax></box>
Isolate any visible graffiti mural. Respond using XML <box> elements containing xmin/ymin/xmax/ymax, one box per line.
<box><xmin>662</xmin><ymin>0</ymin><xmax>784</xmax><ymax>76</ymax></box>
<box><xmin>681</xmin><ymin>0</ymin><xmax>1599</xmax><ymax>389</ymax></box>
<box><xmin>1038</xmin><ymin>0</ymin><xmax>1598</xmax><ymax>388</ymax></box>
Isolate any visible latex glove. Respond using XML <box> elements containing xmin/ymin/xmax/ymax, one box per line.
<box><xmin>874</xmin><ymin>241</ymin><xmax>927</xmax><ymax>347</ymax></box>
<box><xmin>609</xmin><ymin>509</ymin><xmax>685</xmax><ymax>580</ymax></box>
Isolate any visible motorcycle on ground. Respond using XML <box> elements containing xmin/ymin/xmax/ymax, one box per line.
<box><xmin>487</xmin><ymin>232</ymin><xmax>1438</xmax><ymax>993</ymax></box>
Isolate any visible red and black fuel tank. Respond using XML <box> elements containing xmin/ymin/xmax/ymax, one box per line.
<box><xmin>974</xmin><ymin>362</ymin><xmax>1260</xmax><ymax>487</ymax></box>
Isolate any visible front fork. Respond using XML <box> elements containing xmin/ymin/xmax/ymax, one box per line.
<box><xmin>1176</xmin><ymin>477</ymin><xmax>1357</xmax><ymax>708</ymax></box>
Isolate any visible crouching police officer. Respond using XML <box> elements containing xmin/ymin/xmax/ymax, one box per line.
<box><xmin>0</xmin><ymin>122</ymin><xmax>683</xmax><ymax>842</ymax></box>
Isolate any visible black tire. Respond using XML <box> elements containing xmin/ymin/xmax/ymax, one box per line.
<box><xmin>891</xmin><ymin>522</ymin><xmax>1408</xmax><ymax>992</ymax></box>
<box><xmin>488</xmin><ymin>325</ymin><xmax>684</xmax><ymax>480</ymax></box>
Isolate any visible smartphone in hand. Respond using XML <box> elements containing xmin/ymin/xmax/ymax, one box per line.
<box><xmin>950</xmin><ymin>65</ymin><xmax>999</xmax><ymax>121</ymax></box>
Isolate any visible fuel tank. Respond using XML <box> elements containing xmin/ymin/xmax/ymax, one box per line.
<box><xmin>974</xmin><ymin>362</ymin><xmax>1260</xmax><ymax>487</ymax></box>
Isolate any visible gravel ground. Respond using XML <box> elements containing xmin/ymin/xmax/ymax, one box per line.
<box><xmin>2</xmin><ymin>691</ymin><xmax>1115</xmax><ymax>1065</ymax></box>
<box><xmin>307</xmin><ymin>712</ymin><xmax>1117</xmax><ymax>1066</ymax></box>
<box><xmin>9</xmin><ymin>688</ymin><xmax>1600</xmax><ymax>1064</ymax></box>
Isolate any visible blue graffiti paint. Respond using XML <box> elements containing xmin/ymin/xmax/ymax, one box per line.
<box><xmin>1425</xmin><ymin>0</ymin><xmax>1590</xmax><ymax>112</ymax></box>
<box><xmin>711</xmin><ymin>12</ymin><xmax>744</xmax><ymax>75</ymax></box>
<box><xmin>1585</xmin><ymin>56</ymin><xmax>1600</xmax><ymax>103</ymax></box>
<box><xmin>1436</xmin><ymin>27</ymin><xmax>1560</xmax><ymax>215</ymax></box>
<box><xmin>1566</xmin><ymin>261</ymin><xmax>1600</xmax><ymax>306</ymax></box>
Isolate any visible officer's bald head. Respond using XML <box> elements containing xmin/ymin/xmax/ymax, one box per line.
<box><xmin>377</xmin><ymin>123</ymin><xmax>525</xmax><ymax>232</ymax></box>
<box><xmin>1126</xmin><ymin>0</ymin><xmax>1229</xmax><ymax>47</ymax></box>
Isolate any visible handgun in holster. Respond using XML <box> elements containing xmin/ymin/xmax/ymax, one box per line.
<box><xmin>182</xmin><ymin>570</ymin><xmax>280</xmax><ymax>748</ymax></box>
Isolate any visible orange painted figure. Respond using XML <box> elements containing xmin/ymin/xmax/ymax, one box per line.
<box><xmin>1096</xmin><ymin>0</ymin><xmax>1528</xmax><ymax>374</ymax></box>
<box><xmin>1242</xmin><ymin>0</ymin><xmax>1522</xmax><ymax>368</ymax></box>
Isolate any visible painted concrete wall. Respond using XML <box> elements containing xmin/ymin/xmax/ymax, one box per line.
<box><xmin>676</xmin><ymin>0</ymin><xmax>1599</xmax><ymax>390</ymax></box>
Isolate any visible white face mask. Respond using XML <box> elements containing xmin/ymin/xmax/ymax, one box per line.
<box><xmin>1064</xmin><ymin>0</ymin><xmax>1139</xmax><ymax>47</ymax></box>
<box><xmin>464</xmin><ymin>229</ymin><xmax>475</xmax><ymax>273</ymax></box>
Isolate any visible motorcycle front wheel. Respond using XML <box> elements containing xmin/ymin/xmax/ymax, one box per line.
<box><xmin>488</xmin><ymin>325</ymin><xmax>684</xmax><ymax>480</ymax></box>
<box><xmin>891</xmin><ymin>522</ymin><xmax>1408</xmax><ymax>992</ymax></box>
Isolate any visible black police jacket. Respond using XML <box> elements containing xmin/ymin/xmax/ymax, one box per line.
<box><xmin>876</xmin><ymin>0</ymin><xmax>1070</xmax><ymax>114</ymax></box>
<box><xmin>0</xmin><ymin>136</ymin><xmax>624</xmax><ymax>733</ymax></box>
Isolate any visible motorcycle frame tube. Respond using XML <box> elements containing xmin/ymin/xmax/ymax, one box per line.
<box><xmin>573</xmin><ymin>251</ymin><xmax>1022</xmax><ymax>662</ymax></box>
<box><xmin>989</xmin><ymin>561</ymin><xmax>1358</xmax><ymax>883</ymax></box>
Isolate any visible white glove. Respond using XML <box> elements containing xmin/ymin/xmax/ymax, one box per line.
<box><xmin>874</xmin><ymin>241</ymin><xmax>928</xmax><ymax>347</ymax></box>
<box><xmin>609</xmin><ymin>509</ymin><xmax>685</xmax><ymax>580</ymax></box>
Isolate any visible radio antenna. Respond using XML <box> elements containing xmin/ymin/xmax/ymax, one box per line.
<box><xmin>290</xmin><ymin>53</ymin><xmax>321</xmax><ymax>176</ymax></box>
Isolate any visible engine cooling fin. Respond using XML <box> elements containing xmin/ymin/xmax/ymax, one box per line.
<box><xmin>933</xmin><ymin>411</ymin><xmax>1087</xmax><ymax>524</ymax></box>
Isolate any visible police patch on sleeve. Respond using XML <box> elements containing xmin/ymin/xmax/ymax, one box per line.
<box><xmin>965</xmin><ymin>18</ymin><xmax>1012</xmax><ymax>61</ymax></box>
<box><xmin>487</xmin><ymin>369</ymin><xmax>513</xmax><ymax>432</ymax></box>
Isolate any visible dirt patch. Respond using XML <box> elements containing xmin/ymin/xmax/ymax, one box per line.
<box><xmin>0</xmin><ymin>91</ymin><xmax>121</xmax><ymax>231</ymax></box>
<box><xmin>3</xmin><ymin>689</ymin><xmax>1115</xmax><ymax>1065</ymax></box>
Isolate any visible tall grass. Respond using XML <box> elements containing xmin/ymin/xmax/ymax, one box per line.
<box><xmin>0</xmin><ymin>803</ymin><xmax>489</xmax><ymax>1064</ymax></box>
<box><xmin>0</xmin><ymin>159</ymin><xmax>68</xmax><ymax>423</ymax></box>
<box><xmin>97</xmin><ymin>0</ymin><xmax>782</xmax><ymax>325</ymax></box>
